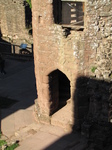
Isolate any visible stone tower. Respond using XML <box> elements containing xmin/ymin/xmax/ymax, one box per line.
<box><xmin>32</xmin><ymin>0</ymin><xmax>112</xmax><ymax>130</ymax></box>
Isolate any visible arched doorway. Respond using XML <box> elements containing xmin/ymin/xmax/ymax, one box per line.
<box><xmin>48</xmin><ymin>69</ymin><xmax>71</xmax><ymax>115</ymax></box>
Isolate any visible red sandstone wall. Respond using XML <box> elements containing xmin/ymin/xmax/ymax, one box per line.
<box><xmin>0</xmin><ymin>0</ymin><xmax>33</xmax><ymax>45</ymax></box>
<box><xmin>32</xmin><ymin>0</ymin><xmax>112</xmax><ymax>127</ymax></box>
<box><xmin>32</xmin><ymin>0</ymin><xmax>85</xmax><ymax>124</ymax></box>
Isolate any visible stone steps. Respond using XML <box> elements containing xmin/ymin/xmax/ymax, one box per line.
<box><xmin>51</xmin><ymin>103</ymin><xmax>74</xmax><ymax>131</ymax></box>
<box><xmin>10</xmin><ymin>123</ymin><xmax>41</xmax><ymax>142</ymax></box>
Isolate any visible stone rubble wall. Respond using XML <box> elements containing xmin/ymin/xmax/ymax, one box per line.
<box><xmin>85</xmin><ymin>0</ymin><xmax>112</xmax><ymax>80</ymax></box>
<box><xmin>32</xmin><ymin>0</ymin><xmax>112</xmax><ymax>131</ymax></box>
<box><xmin>32</xmin><ymin>0</ymin><xmax>85</xmax><ymax>123</ymax></box>
<box><xmin>0</xmin><ymin>0</ymin><xmax>33</xmax><ymax>46</ymax></box>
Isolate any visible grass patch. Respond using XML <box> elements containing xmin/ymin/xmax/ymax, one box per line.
<box><xmin>0</xmin><ymin>140</ymin><xmax>7</xmax><ymax>146</ymax></box>
<box><xmin>0</xmin><ymin>139</ymin><xmax>19</xmax><ymax>150</ymax></box>
<box><xmin>0</xmin><ymin>132</ymin><xmax>19</xmax><ymax>150</ymax></box>
<box><xmin>4</xmin><ymin>142</ymin><xmax>19</xmax><ymax>150</ymax></box>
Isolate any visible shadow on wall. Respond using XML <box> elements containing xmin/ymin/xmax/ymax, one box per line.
<box><xmin>25</xmin><ymin>3</ymin><xmax>32</xmax><ymax>35</ymax></box>
<box><xmin>45</xmin><ymin>76</ymin><xmax>112</xmax><ymax>150</ymax></box>
<box><xmin>0</xmin><ymin>30</ymin><xmax>11</xmax><ymax>53</ymax></box>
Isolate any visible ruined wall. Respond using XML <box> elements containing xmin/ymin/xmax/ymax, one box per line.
<box><xmin>0</xmin><ymin>0</ymin><xmax>33</xmax><ymax>45</ymax></box>
<box><xmin>85</xmin><ymin>0</ymin><xmax>112</xmax><ymax>80</ymax></box>
<box><xmin>32</xmin><ymin>0</ymin><xmax>112</xmax><ymax>131</ymax></box>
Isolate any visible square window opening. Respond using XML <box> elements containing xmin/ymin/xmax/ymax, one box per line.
<box><xmin>53</xmin><ymin>0</ymin><xmax>85</xmax><ymax>30</ymax></box>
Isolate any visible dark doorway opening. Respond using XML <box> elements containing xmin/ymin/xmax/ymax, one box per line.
<box><xmin>49</xmin><ymin>69</ymin><xmax>71</xmax><ymax>115</ymax></box>
<box><xmin>53</xmin><ymin>0</ymin><xmax>62</xmax><ymax>24</ymax></box>
<box><xmin>53</xmin><ymin>0</ymin><xmax>84</xmax><ymax>30</ymax></box>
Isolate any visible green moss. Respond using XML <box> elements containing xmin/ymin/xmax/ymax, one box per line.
<box><xmin>91</xmin><ymin>66</ymin><xmax>97</xmax><ymax>73</ymax></box>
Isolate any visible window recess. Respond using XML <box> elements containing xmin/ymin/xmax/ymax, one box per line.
<box><xmin>61</xmin><ymin>0</ymin><xmax>85</xmax><ymax>30</ymax></box>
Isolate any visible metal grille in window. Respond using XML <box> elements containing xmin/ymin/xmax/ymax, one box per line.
<box><xmin>61</xmin><ymin>0</ymin><xmax>85</xmax><ymax>28</ymax></box>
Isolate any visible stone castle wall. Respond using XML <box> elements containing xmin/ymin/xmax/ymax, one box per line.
<box><xmin>85</xmin><ymin>0</ymin><xmax>112</xmax><ymax>80</ymax></box>
<box><xmin>32</xmin><ymin>0</ymin><xmax>112</xmax><ymax>130</ymax></box>
<box><xmin>0</xmin><ymin>0</ymin><xmax>33</xmax><ymax>45</ymax></box>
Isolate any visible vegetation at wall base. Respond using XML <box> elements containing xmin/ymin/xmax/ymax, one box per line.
<box><xmin>26</xmin><ymin>0</ymin><xmax>32</xmax><ymax>9</ymax></box>
<box><xmin>4</xmin><ymin>142</ymin><xmax>19</xmax><ymax>150</ymax></box>
<box><xmin>0</xmin><ymin>140</ymin><xmax>7</xmax><ymax>146</ymax></box>
<box><xmin>0</xmin><ymin>139</ymin><xmax>19</xmax><ymax>150</ymax></box>
<box><xmin>0</xmin><ymin>133</ymin><xmax>19</xmax><ymax>150</ymax></box>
